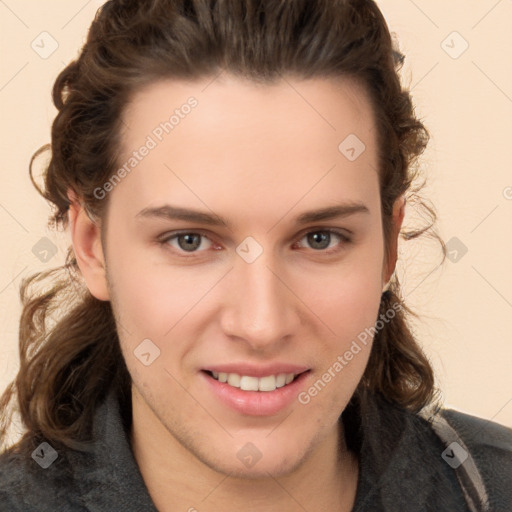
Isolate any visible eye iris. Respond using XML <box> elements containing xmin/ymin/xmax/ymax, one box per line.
<box><xmin>308</xmin><ymin>232</ymin><xmax>330</xmax><ymax>250</ymax></box>
<box><xmin>173</xmin><ymin>232</ymin><xmax>335</xmax><ymax>253</ymax></box>
<box><xmin>178</xmin><ymin>234</ymin><xmax>201</xmax><ymax>251</ymax></box>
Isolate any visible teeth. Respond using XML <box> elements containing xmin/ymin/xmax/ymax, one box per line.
<box><xmin>210</xmin><ymin>372</ymin><xmax>297</xmax><ymax>391</ymax></box>
<box><xmin>227</xmin><ymin>373</ymin><xmax>241</xmax><ymax>387</ymax></box>
<box><xmin>240</xmin><ymin>376</ymin><xmax>259</xmax><ymax>391</ymax></box>
<box><xmin>258</xmin><ymin>375</ymin><xmax>277</xmax><ymax>391</ymax></box>
<box><xmin>275</xmin><ymin>374</ymin><xmax>286</xmax><ymax>387</ymax></box>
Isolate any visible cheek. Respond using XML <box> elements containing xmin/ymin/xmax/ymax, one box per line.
<box><xmin>295</xmin><ymin>274</ymin><xmax>381</xmax><ymax>419</ymax></box>
<box><xmin>304</xmin><ymin>270</ymin><xmax>382</xmax><ymax>374</ymax></box>
<box><xmin>107</xmin><ymin>240</ymin><xmax>214</xmax><ymax>337</ymax></box>
<box><xmin>330</xmin><ymin>272</ymin><xmax>382</xmax><ymax>339</ymax></box>
<box><xmin>294</xmin><ymin>239</ymin><xmax>384</xmax><ymax>392</ymax></box>
<box><xmin>297</xmin><ymin>242</ymin><xmax>384</xmax><ymax>339</ymax></box>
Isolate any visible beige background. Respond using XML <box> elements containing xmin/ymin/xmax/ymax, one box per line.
<box><xmin>1</xmin><ymin>0</ymin><xmax>511</xmax><ymax>433</ymax></box>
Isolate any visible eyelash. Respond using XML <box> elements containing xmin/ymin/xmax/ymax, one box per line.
<box><xmin>157</xmin><ymin>228</ymin><xmax>352</xmax><ymax>257</ymax></box>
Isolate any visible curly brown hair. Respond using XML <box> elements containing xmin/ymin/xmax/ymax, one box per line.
<box><xmin>1</xmin><ymin>0</ymin><xmax>445</xmax><ymax>453</ymax></box>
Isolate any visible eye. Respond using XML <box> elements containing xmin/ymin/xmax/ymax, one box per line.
<box><xmin>158</xmin><ymin>228</ymin><xmax>351</xmax><ymax>257</ymax></box>
<box><xmin>294</xmin><ymin>229</ymin><xmax>351</xmax><ymax>253</ymax></box>
<box><xmin>160</xmin><ymin>231</ymin><xmax>215</xmax><ymax>253</ymax></box>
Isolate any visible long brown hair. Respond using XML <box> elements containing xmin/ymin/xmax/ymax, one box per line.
<box><xmin>1</xmin><ymin>0</ymin><xmax>445</xmax><ymax>453</ymax></box>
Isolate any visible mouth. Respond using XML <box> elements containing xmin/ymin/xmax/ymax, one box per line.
<box><xmin>200</xmin><ymin>367</ymin><xmax>311</xmax><ymax>416</ymax></box>
<box><xmin>203</xmin><ymin>370</ymin><xmax>305</xmax><ymax>392</ymax></box>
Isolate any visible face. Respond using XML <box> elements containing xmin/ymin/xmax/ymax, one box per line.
<box><xmin>74</xmin><ymin>74</ymin><xmax>402</xmax><ymax>478</ymax></box>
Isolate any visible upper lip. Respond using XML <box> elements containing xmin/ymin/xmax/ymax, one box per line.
<box><xmin>203</xmin><ymin>363</ymin><xmax>310</xmax><ymax>377</ymax></box>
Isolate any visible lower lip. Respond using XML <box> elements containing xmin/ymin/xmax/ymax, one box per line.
<box><xmin>201</xmin><ymin>370</ymin><xmax>310</xmax><ymax>416</ymax></box>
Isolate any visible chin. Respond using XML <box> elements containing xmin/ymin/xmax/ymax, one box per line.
<box><xmin>208</xmin><ymin>451</ymin><xmax>304</xmax><ymax>480</ymax></box>
<box><xmin>191</xmin><ymin>432</ymin><xmax>316</xmax><ymax>480</ymax></box>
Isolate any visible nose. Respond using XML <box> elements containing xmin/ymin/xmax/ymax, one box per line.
<box><xmin>219</xmin><ymin>250</ymin><xmax>299</xmax><ymax>352</ymax></box>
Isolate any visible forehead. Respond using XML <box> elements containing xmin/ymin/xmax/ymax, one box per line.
<box><xmin>121</xmin><ymin>74</ymin><xmax>375</xmax><ymax>150</ymax></box>
<box><xmin>111</xmin><ymin>74</ymin><xmax>379</xmax><ymax>225</ymax></box>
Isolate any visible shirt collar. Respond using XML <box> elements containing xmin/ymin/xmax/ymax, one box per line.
<box><xmin>66</xmin><ymin>387</ymin><xmax>158</xmax><ymax>512</ymax></box>
<box><xmin>67</xmin><ymin>386</ymin><xmax>440</xmax><ymax>511</ymax></box>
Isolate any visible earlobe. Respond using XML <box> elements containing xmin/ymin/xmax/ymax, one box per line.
<box><xmin>394</xmin><ymin>195</ymin><xmax>406</xmax><ymax>231</ymax></box>
<box><xmin>67</xmin><ymin>189</ymin><xmax>110</xmax><ymax>301</ymax></box>
<box><xmin>382</xmin><ymin>195</ymin><xmax>406</xmax><ymax>290</ymax></box>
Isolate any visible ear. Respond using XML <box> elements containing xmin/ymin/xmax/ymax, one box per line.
<box><xmin>67</xmin><ymin>188</ymin><xmax>110</xmax><ymax>301</ymax></box>
<box><xmin>382</xmin><ymin>195</ymin><xmax>406</xmax><ymax>290</ymax></box>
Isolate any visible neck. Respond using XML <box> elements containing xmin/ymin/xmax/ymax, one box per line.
<box><xmin>130</xmin><ymin>388</ymin><xmax>359</xmax><ymax>512</ymax></box>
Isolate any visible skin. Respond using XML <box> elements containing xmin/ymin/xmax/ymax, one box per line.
<box><xmin>68</xmin><ymin>74</ymin><xmax>405</xmax><ymax>512</ymax></box>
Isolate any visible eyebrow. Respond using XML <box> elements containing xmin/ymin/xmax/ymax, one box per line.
<box><xmin>135</xmin><ymin>202</ymin><xmax>370</xmax><ymax>229</ymax></box>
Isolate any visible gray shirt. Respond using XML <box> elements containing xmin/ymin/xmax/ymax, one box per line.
<box><xmin>1</xmin><ymin>388</ymin><xmax>511</xmax><ymax>511</ymax></box>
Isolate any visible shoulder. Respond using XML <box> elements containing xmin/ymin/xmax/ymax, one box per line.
<box><xmin>0</xmin><ymin>448</ymin><xmax>35</xmax><ymax>511</ymax></box>
<box><xmin>0</xmin><ymin>389</ymin><xmax>156</xmax><ymax>512</ymax></box>
<box><xmin>441</xmin><ymin>407</ymin><xmax>512</xmax><ymax>453</ymax></box>
<box><xmin>0</xmin><ymin>440</ymin><xmax>88</xmax><ymax>511</ymax></box>
<box><xmin>441</xmin><ymin>407</ymin><xmax>512</xmax><ymax>459</ymax></box>
<box><xmin>440</xmin><ymin>408</ymin><xmax>512</xmax><ymax>511</ymax></box>
<box><xmin>355</xmin><ymin>394</ymin><xmax>512</xmax><ymax>511</ymax></box>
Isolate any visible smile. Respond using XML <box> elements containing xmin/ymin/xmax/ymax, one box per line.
<box><xmin>208</xmin><ymin>371</ymin><xmax>298</xmax><ymax>392</ymax></box>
